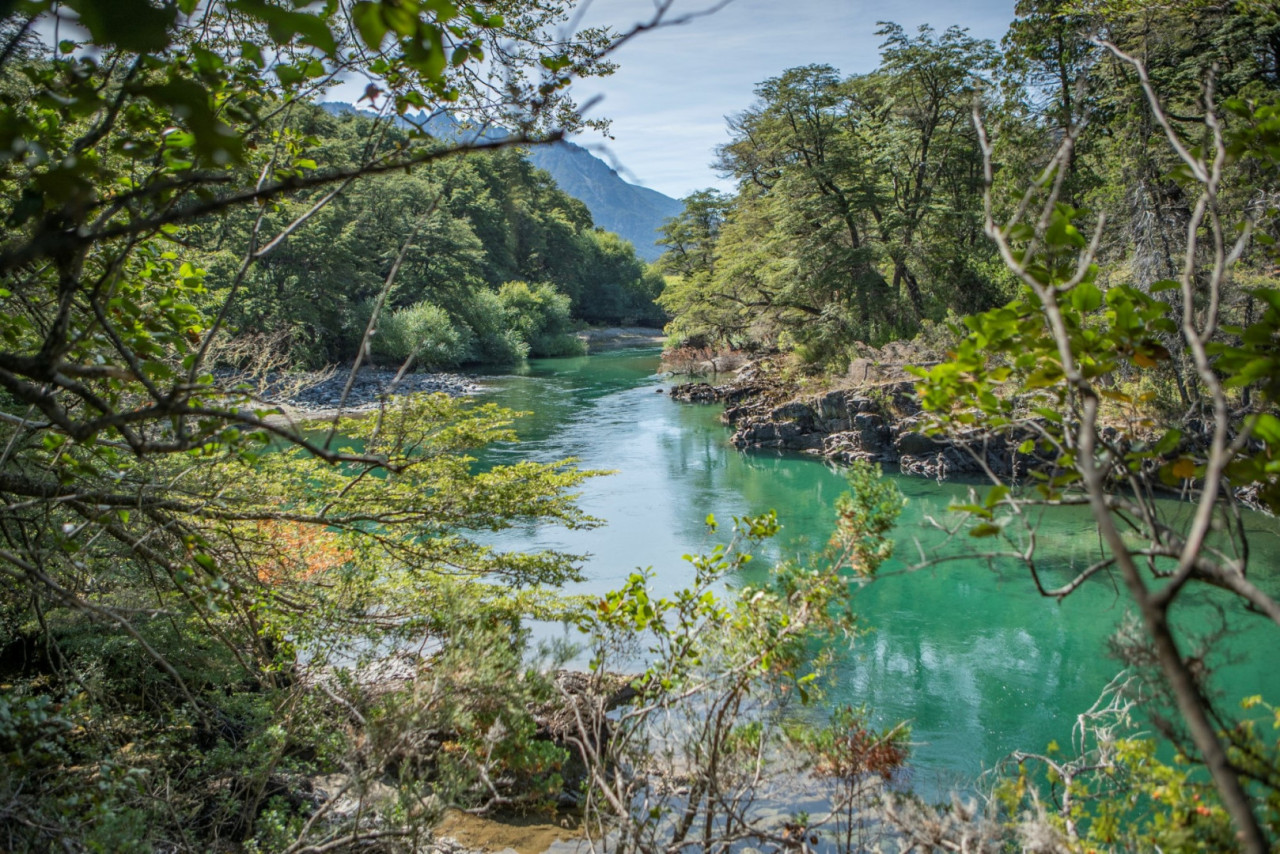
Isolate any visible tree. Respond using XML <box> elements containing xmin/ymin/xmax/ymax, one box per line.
<box><xmin>657</xmin><ymin>188</ymin><xmax>730</xmax><ymax>281</ymax></box>
<box><xmin>0</xmin><ymin>0</ymin><xmax>695</xmax><ymax>847</ymax></box>
<box><xmin>1001</xmin><ymin>0</ymin><xmax>1098</xmax><ymax>138</ymax></box>
<box><xmin>664</xmin><ymin>25</ymin><xmax>1004</xmax><ymax>363</ymax></box>
<box><xmin>914</xmin><ymin>40</ymin><xmax>1280</xmax><ymax>850</ymax></box>
<box><xmin>860</xmin><ymin>23</ymin><xmax>999</xmax><ymax>318</ymax></box>
<box><xmin>718</xmin><ymin>63</ymin><xmax>892</xmax><ymax>349</ymax></box>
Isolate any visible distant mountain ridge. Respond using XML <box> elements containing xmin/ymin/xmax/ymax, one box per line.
<box><xmin>524</xmin><ymin>142</ymin><xmax>682</xmax><ymax>262</ymax></box>
<box><xmin>317</xmin><ymin>103</ymin><xmax>681</xmax><ymax>262</ymax></box>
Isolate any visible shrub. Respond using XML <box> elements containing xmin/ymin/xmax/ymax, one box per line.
<box><xmin>457</xmin><ymin>289</ymin><xmax>530</xmax><ymax>365</ymax></box>
<box><xmin>497</xmin><ymin>281</ymin><xmax>586</xmax><ymax>358</ymax></box>
<box><xmin>371</xmin><ymin>300</ymin><xmax>468</xmax><ymax>368</ymax></box>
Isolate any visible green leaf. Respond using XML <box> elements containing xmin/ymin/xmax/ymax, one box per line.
<box><xmin>969</xmin><ymin>523</ymin><xmax>1002</xmax><ymax>538</ymax></box>
<box><xmin>351</xmin><ymin>1</ymin><xmax>388</xmax><ymax>51</ymax></box>
<box><xmin>65</xmin><ymin>0</ymin><xmax>176</xmax><ymax>53</ymax></box>
<box><xmin>240</xmin><ymin>40</ymin><xmax>264</xmax><ymax>67</ymax></box>
<box><xmin>1252</xmin><ymin>413</ymin><xmax>1280</xmax><ymax>446</ymax></box>
<box><xmin>229</xmin><ymin>0</ymin><xmax>337</xmax><ymax>54</ymax></box>
<box><xmin>1069</xmin><ymin>282</ymin><xmax>1102</xmax><ymax>313</ymax></box>
<box><xmin>275</xmin><ymin>63</ymin><xmax>304</xmax><ymax>87</ymax></box>
<box><xmin>1153</xmin><ymin>429</ymin><xmax>1182</xmax><ymax>455</ymax></box>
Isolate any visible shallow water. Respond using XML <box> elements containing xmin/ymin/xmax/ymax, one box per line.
<box><xmin>470</xmin><ymin>348</ymin><xmax>1280</xmax><ymax>796</ymax></box>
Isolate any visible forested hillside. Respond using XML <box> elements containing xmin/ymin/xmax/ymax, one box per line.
<box><xmin>657</xmin><ymin>6</ymin><xmax>1280</xmax><ymax>376</ymax></box>
<box><xmin>525</xmin><ymin>140</ymin><xmax>683</xmax><ymax>262</ymax></box>
<box><xmin>198</xmin><ymin>103</ymin><xmax>664</xmax><ymax>369</ymax></box>
<box><xmin>323</xmin><ymin>102</ymin><xmax>683</xmax><ymax>263</ymax></box>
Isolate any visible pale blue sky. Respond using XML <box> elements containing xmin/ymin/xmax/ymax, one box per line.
<box><xmin>568</xmin><ymin>0</ymin><xmax>1018</xmax><ymax>199</ymax></box>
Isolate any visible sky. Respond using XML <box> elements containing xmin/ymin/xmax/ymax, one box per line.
<box><xmin>562</xmin><ymin>0</ymin><xmax>1018</xmax><ymax>199</ymax></box>
<box><xmin>39</xmin><ymin>0</ymin><xmax>1016</xmax><ymax>200</ymax></box>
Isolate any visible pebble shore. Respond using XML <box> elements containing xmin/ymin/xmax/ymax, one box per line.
<box><xmin>283</xmin><ymin>367</ymin><xmax>478</xmax><ymax>412</ymax></box>
<box><xmin>225</xmin><ymin>367</ymin><xmax>481</xmax><ymax>423</ymax></box>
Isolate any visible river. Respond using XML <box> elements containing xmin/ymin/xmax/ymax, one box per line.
<box><xmin>471</xmin><ymin>347</ymin><xmax>1280</xmax><ymax>797</ymax></box>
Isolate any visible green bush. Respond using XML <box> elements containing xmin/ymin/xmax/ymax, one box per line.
<box><xmin>497</xmin><ymin>281</ymin><xmax>586</xmax><ymax>358</ymax></box>
<box><xmin>371</xmin><ymin>300</ymin><xmax>468</xmax><ymax>368</ymax></box>
<box><xmin>458</xmin><ymin>289</ymin><xmax>530</xmax><ymax>365</ymax></box>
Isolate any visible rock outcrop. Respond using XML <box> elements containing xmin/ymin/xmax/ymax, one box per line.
<box><xmin>672</xmin><ymin>371</ymin><xmax>1041</xmax><ymax>481</ymax></box>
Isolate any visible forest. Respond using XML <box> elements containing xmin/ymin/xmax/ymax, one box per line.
<box><xmin>659</xmin><ymin>5</ymin><xmax>1279</xmax><ymax>370</ymax></box>
<box><xmin>0</xmin><ymin>0</ymin><xmax>1278</xmax><ymax>852</ymax></box>
<box><xmin>196</xmin><ymin>104</ymin><xmax>665</xmax><ymax>369</ymax></box>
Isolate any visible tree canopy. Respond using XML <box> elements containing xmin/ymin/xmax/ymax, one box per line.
<box><xmin>659</xmin><ymin>26</ymin><xmax>1005</xmax><ymax>359</ymax></box>
<box><xmin>0</xmin><ymin>0</ymin><xmax>667</xmax><ymax>848</ymax></box>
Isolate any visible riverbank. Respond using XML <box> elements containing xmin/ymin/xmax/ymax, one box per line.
<box><xmin>228</xmin><ymin>366</ymin><xmax>480</xmax><ymax>424</ymax></box>
<box><xmin>667</xmin><ymin>347</ymin><xmax>1041</xmax><ymax>480</ymax></box>
<box><xmin>249</xmin><ymin>328</ymin><xmax>665</xmax><ymax>423</ymax></box>
<box><xmin>667</xmin><ymin>349</ymin><xmax>1277</xmax><ymax>515</ymax></box>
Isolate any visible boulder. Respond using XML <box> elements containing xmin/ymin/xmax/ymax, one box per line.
<box><xmin>821</xmin><ymin>413</ymin><xmax>895</xmax><ymax>461</ymax></box>
<box><xmin>848</xmin><ymin>395</ymin><xmax>879</xmax><ymax>414</ymax></box>
<box><xmin>885</xmin><ymin>381</ymin><xmax>923</xmax><ymax>416</ymax></box>
<box><xmin>731</xmin><ymin>419</ymin><xmax>823</xmax><ymax>451</ymax></box>
<box><xmin>767</xmin><ymin>400</ymin><xmax>817</xmax><ymax>430</ymax></box>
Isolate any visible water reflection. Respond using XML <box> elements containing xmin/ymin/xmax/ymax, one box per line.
<box><xmin>469</xmin><ymin>348</ymin><xmax>1280</xmax><ymax>795</ymax></box>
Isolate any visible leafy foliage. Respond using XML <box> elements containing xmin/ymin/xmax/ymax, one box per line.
<box><xmin>658</xmin><ymin>26</ymin><xmax>1006</xmax><ymax>361</ymax></box>
<box><xmin>0</xmin><ymin>0</ymin><xmax>645</xmax><ymax>848</ymax></box>
<box><xmin>571</xmin><ymin>471</ymin><xmax>907</xmax><ymax>853</ymax></box>
<box><xmin>911</xmin><ymin>27</ymin><xmax>1280</xmax><ymax>849</ymax></box>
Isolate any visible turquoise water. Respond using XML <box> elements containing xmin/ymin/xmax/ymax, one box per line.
<box><xmin>471</xmin><ymin>348</ymin><xmax>1280</xmax><ymax>795</ymax></box>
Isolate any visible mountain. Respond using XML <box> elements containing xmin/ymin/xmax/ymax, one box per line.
<box><xmin>318</xmin><ymin>103</ymin><xmax>681</xmax><ymax>262</ymax></box>
<box><xmin>524</xmin><ymin>142</ymin><xmax>682</xmax><ymax>262</ymax></box>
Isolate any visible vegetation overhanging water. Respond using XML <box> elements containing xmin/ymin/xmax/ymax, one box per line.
<box><xmin>472</xmin><ymin>347</ymin><xmax>1280</xmax><ymax>799</ymax></box>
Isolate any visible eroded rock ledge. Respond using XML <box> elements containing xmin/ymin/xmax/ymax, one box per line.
<box><xmin>669</xmin><ymin>363</ymin><xmax>1044</xmax><ymax>481</ymax></box>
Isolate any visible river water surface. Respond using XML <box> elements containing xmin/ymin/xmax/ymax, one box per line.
<box><xmin>471</xmin><ymin>347</ymin><xmax>1280</xmax><ymax>796</ymax></box>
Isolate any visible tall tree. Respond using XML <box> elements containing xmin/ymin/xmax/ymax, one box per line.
<box><xmin>664</xmin><ymin>25</ymin><xmax>1002</xmax><ymax>361</ymax></box>
<box><xmin>0</xmin><ymin>0</ymin><xmax>682</xmax><ymax>847</ymax></box>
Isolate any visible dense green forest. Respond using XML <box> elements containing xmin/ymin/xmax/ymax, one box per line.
<box><xmin>0</xmin><ymin>0</ymin><xmax>1278</xmax><ymax>852</ymax></box>
<box><xmin>196</xmin><ymin>105</ymin><xmax>664</xmax><ymax>369</ymax></box>
<box><xmin>658</xmin><ymin>2</ymin><xmax>1280</xmax><ymax>375</ymax></box>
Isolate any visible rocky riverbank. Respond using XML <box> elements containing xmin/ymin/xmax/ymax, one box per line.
<box><xmin>228</xmin><ymin>366</ymin><xmax>480</xmax><ymax>422</ymax></box>
<box><xmin>668</xmin><ymin>353</ymin><xmax>1275</xmax><ymax>510</ymax></box>
<box><xmin>668</xmin><ymin>355</ymin><xmax>1044</xmax><ymax>481</ymax></box>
